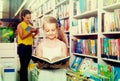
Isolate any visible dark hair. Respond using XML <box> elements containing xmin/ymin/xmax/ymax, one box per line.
<box><xmin>19</xmin><ymin>9</ymin><xmax>31</xmax><ymax>21</ymax></box>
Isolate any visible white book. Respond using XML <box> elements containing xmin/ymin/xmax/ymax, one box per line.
<box><xmin>32</xmin><ymin>55</ymin><xmax>70</xmax><ymax>65</ymax></box>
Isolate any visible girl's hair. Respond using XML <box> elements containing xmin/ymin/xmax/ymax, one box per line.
<box><xmin>43</xmin><ymin>16</ymin><xmax>68</xmax><ymax>45</ymax></box>
<box><xmin>19</xmin><ymin>9</ymin><xmax>31</xmax><ymax>21</ymax></box>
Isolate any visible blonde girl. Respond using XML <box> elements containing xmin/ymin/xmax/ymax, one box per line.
<box><xmin>36</xmin><ymin>16</ymin><xmax>69</xmax><ymax>81</ymax></box>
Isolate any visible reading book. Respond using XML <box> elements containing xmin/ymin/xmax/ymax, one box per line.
<box><xmin>31</xmin><ymin>55</ymin><xmax>70</xmax><ymax>65</ymax></box>
<box><xmin>25</xmin><ymin>26</ymin><xmax>32</xmax><ymax>32</ymax></box>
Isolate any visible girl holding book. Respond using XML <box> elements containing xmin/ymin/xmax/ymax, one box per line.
<box><xmin>36</xmin><ymin>16</ymin><xmax>69</xmax><ymax>81</ymax></box>
<box><xmin>17</xmin><ymin>9</ymin><xmax>38</xmax><ymax>81</ymax></box>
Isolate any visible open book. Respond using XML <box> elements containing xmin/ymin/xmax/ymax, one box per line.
<box><xmin>31</xmin><ymin>55</ymin><xmax>70</xmax><ymax>65</ymax></box>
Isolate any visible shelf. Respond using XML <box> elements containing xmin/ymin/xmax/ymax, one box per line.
<box><xmin>102</xmin><ymin>58</ymin><xmax>120</xmax><ymax>63</ymax></box>
<box><xmin>44</xmin><ymin>9</ymin><xmax>54</xmax><ymax>15</ymax></box>
<box><xmin>60</xmin><ymin>16</ymin><xmax>69</xmax><ymax>20</ymax></box>
<box><xmin>65</xmin><ymin>31</ymin><xmax>70</xmax><ymax>34</ymax></box>
<box><xmin>73</xmin><ymin>9</ymin><xmax>98</xmax><ymax>19</ymax></box>
<box><xmin>55</xmin><ymin>0</ymin><xmax>67</xmax><ymax>7</ymax></box>
<box><xmin>72</xmin><ymin>33</ymin><xmax>98</xmax><ymax>36</ymax></box>
<box><xmin>103</xmin><ymin>2</ymin><xmax>120</xmax><ymax>11</ymax></box>
<box><xmin>38</xmin><ymin>14</ymin><xmax>43</xmax><ymax>18</ymax></box>
<box><xmin>73</xmin><ymin>53</ymin><xmax>98</xmax><ymax>59</ymax></box>
<box><xmin>102</xmin><ymin>32</ymin><xmax>120</xmax><ymax>35</ymax></box>
<box><xmin>38</xmin><ymin>36</ymin><xmax>44</xmax><ymax>39</ymax></box>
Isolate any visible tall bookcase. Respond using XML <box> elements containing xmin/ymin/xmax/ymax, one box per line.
<box><xmin>68</xmin><ymin>0</ymin><xmax>120</xmax><ymax>80</ymax></box>
<box><xmin>25</xmin><ymin>0</ymin><xmax>120</xmax><ymax>80</ymax></box>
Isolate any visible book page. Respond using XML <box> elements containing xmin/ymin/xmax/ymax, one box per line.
<box><xmin>51</xmin><ymin>56</ymin><xmax>65</xmax><ymax>62</ymax></box>
<box><xmin>51</xmin><ymin>56</ymin><xmax>70</xmax><ymax>63</ymax></box>
<box><xmin>39</xmin><ymin>57</ymin><xmax>50</xmax><ymax>62</ymax></box>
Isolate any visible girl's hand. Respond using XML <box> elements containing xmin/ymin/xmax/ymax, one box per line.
<box><xmin>50</xmin><ymin>61</ymin><xmax>69</xmax><ymax>69</ymax></box>
<box><xmin>30</xmin><ymin>28</ymin><xmax>37</xmax><ymax>33</ymax></box>
<box><xmin>36</xmin><ymin>62</ymin><xmax>48</xmax><ymax>69</ymax></box>
<box><xmin>50</xmin><ymin>63</ymin><xmax>62</xmax><ymax>69</ymax></box>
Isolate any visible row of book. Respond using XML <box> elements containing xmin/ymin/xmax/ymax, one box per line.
<box><xmin>72</xmin><ymin>38</ymin><xmax>97</xmax><ymax>56</ymax></box>
<box><xmin>71</xmin><ymin>17</ymin><xmax>98</xmax><ymax>34</ymax></box>
<box><xmin>70</xmin><ymin>57</ymin><xmax>97</xmax><ymax>74</ymax></box>
<box><xmin>100</xmin><ymin>38</ymin><xmax>120</xmax><ymax>60</ymax></box>
<box><xmin>55</xmin><ymin>1</ymin><xmax>69</xmax><ymax>19</ymax></box>
<box><xmin>103</xmin><ymin>9</ymin><xmax>120</xmax><ymax>32</ymax></box>
<box><xmin>31</xmin><ymin>0</ymin><xmax>69</xmax><ymax>19</ymax></box>
<box><xmin>103</xmin><ymin>0</ymin><xmax>120</xmax><ymax>6</ymax></box>
<box><xmin>73</xmin><ymin>0</ymin><xmax>98</xmax><ymax>15</ymax></box>
<box><xmin>61</xmin><ymin>19</ymin><xmax>69</xmax><ymax>32</ymax></box>
<box><xmin>68</xmin><ymin>56</ymin><xmax>120</xmax><ymax>81</ymax></box>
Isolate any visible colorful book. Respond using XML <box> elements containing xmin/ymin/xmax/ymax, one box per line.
<box><xmin>70</xmin><ymin>56</ymin><xmax>83</xmax><ymax>71</ymax></box>
<box><xmin>75</xmin><ymin>39</ymin><xmax>83</xmax><ymax>53</ymax></box>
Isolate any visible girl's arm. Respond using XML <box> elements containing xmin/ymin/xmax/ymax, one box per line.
<box><xmin>36</xmin><ymin>42</ymin><xmax>43</xmax><ymax>57</ymax></box>
<box><xmin>50</xmin><ymin>42</ymin><xmax>69</xmax><ymax>69</ymax></box>
<box><xmin>17</xmin><ymin>24</ymin><xmax>36</xmax><ymax>40</ymax></box>
<box><xmin>62</xmin><ymin>42</ymin><xmax>69</xmax><ymax>56</ymax></box>
<box><xmin>61</xmin><ymin>42</ymin><xmax>69</xmax><ymax>68</ymax></box>
<box><xmin>36</xmin><ymin>42</ymin><xmax>49</xmax><ymax>69</ymax></box>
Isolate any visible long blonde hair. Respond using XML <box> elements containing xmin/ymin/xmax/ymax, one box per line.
<box><xmin>42</xmin><ymin>16</ymin><xmax>67</xmax><ymax>45</ymax></box>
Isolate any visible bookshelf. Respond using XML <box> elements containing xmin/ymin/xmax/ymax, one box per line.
<box><xmin>68</xmin><ymin>0</ymin><xmax>120</xmax><ymax>80</ymax></box>
<box><xmin>25</xmin><ymin>0</ymin><xmax>120</xmax><ymax>80</ymax></box>
<box><xmin>101</xmin><ymin>0</ymin><xmax>120</xmax><ymax>68</ymax></box>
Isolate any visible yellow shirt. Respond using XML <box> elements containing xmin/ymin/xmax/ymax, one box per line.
<box><xmin>17</xmin><ymin>21</ymin><xmax>33</xmax><ymax>45</ymax></box>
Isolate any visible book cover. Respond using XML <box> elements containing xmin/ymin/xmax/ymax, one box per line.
<box><xmin>31</xmin><ymin>55</ymin><xmax>70</xmax><ymax>65</ymax></box>
<box><xmin>112</xmin><ymin>66</ymin><xmax>120</xmax><ymax>81</ymax></box>
<box><xmin>25</xmin><ymin>26</ymin><xmax>32</xmax><ymax>32</ymax></box>
<box><xmin>75</xmin><ymin>39</ymin><xmax>83</xmax><ymax>53</ymax></box>
<box><xmin>70</xmin><ymin>56</ymin><xmax>83</xmax><ymax>71</ymax></box>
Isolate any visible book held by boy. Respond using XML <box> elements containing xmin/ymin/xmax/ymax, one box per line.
<box><xmin>31</xmin><ymin>55</ymin><xmax>70</xmax><ymax>65</ymax></box>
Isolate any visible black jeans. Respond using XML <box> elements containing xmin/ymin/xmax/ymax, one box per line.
<box><xmin>17</xmin><ymin>44</ymin><xmax>32</xmax><ymax>81</ymax></box>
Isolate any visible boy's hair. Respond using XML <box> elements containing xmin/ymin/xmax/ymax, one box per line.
<box><xmin>19</xmin><ymin>9</ymin><xmax>31</xmax><ymax>21</ymax></box>
<box><xmin>43</xmin><ymin>16</ymin><xmax>68</xmax><ymax>45</ymax></box>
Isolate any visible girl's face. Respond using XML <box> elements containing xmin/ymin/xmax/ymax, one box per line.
<box><xmin>23</xmin><ymin>14</ymin><xmax>31</xmax><ymax>24</ymax></box>
<box><xmin>44</xmin><ymin>23</ymin><xmax>58</xmax><ymax>40</ymax></box>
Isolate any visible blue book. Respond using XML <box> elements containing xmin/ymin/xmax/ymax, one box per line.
<box><xmin>70</xmin><ymin>56</ymin><xmax>82</xmax><ymax>71</ymax></box>
<box><xmin>25</xmin><ymin>26</ymin><xmax>32</xmax><ymax>32</ymax></box>
<box><xmin>75</xmin><ymin>39</ymin><xmax>83</xmax><ymax>53</ymax></box>
<box><xmin>113</xmin><ymin>66</ymin><xmax>120</xmax><ymax>81</ymax></box>
<box><xmin>79</xmin><ymin>0</ymin><xmax>85</xmax><ymax>13</ymax></box>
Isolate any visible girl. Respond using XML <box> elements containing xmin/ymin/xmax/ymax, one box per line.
<box><xmin>36</xmin><ymin>16</ymin><xmax>69</xmax><ymax>81</ymax></box>
<box><xmin>17</xmin><ymin>9</ymin><xmax>38</xmax><ymax>81</ymax></box>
